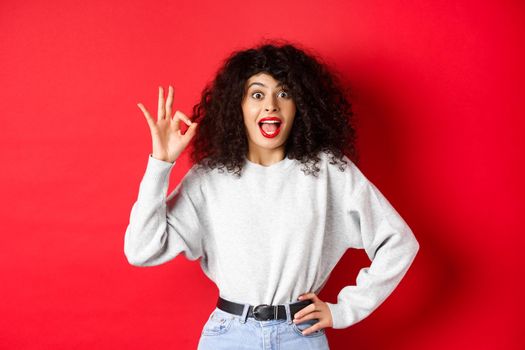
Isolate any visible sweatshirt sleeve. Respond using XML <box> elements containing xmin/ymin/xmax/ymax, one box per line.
<box><xmin>123</xmin><ymin>154</ymin><xmax>205</xmax><ymax>267</ymax></box>
<box><xmin>325</xmin><ymin>162</ymin><xmax>420</xmax><ymax>329</ymax></box>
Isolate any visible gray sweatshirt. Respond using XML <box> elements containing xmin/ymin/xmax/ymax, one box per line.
<box><xmin>124</xmin><ymin>151</ymin><xmax>420</xmax><ymax>329</ymax></box>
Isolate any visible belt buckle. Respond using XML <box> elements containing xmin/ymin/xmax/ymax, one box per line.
<box><xmin>253</xmin><ymin>304</ymin><xmax>276</xmax><ymax>321</ymax></box>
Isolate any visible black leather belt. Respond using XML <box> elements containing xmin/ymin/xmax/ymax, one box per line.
<box><xmin>216</xmin><ymin>296</ymin><xmax>313</xmax><ymax>321</ymax></box>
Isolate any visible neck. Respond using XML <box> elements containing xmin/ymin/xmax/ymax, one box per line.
<box><xmin>246</xmin><ymin>147</ymin><xmax>286</xmax><ymax>166</ymax></box>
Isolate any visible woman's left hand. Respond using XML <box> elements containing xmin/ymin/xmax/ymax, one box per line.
<box><xmin>292</xmin><ymin>292</ymin><xmax>333</xmax><ymax>335</ymax></box>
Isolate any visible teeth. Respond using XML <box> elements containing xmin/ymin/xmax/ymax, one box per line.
<box><xmin>260</xmin><ymin>120</ymin><xmax>281</xmax><ymax>124</ymax></box>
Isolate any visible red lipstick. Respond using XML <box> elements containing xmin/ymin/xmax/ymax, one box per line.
<box><xmin>258</xmin><ymin>117</ymin><xmax>282</xmax><ymax>138</ymax></box>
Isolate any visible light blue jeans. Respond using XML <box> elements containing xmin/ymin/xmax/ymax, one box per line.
<box><xmin>197</xmin><ymin>300</ymin><xmax>330</xmax><ymax>350</ymax></box>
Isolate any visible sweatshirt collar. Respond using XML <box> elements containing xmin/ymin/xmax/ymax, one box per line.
<box><xmin>244</xmin><ymin>155</ymin><xmax>295</xmax><ymax>173</ymax></box>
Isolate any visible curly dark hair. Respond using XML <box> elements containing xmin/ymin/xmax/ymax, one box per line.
<box><xmin>188</xmin><ymin>38</ymin><xmax>358</xmax><ymax>177</ymax></box>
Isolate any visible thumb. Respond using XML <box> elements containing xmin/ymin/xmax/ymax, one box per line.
<box><xmin>184</xmin><ymin>122</ymin><xmax>199</xmax><ymax>139</ymax></box>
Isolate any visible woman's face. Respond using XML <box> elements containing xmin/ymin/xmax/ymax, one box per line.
<box><xmin>241</xmin><ymin>72</ymin><xmax>296</xmax><ymax>154</ymax></box>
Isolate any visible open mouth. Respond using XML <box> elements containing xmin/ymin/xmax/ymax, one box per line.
<box><xmin>258</xmin><ymin>120</ymin><xmax>282</xmax><ymax>138</ymax></box>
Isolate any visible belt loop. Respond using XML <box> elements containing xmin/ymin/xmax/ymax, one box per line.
<box><xmin>240</xmin><ymin>303</ymin><xmax>250</xmax><ymax>324</ymax></box>
<box><xmin>284</xmin><ymin>302</ymin><xmax>292</xmax><ymax>324</ymax></box>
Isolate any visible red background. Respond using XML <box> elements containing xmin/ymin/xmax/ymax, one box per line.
<box><xmin>1</xmin><ymin>0</ymin><xmax>523</xmax><ymax>349</ymax></box>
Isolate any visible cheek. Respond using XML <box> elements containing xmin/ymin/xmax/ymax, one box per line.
<box><xmin>287</xmin><ymin>105</ymin><xmax>297</xmax><ymax>123</ymax></box>
<box><xmin>284</xmin><ymin>101</ymin><xmax>296</xmax><ymax>115</ymax></box>
<box><xmin>242</xmin><ymin>105</ymin><xmax>259</xmax><ymax>121</ymax></box>
<box><xmin>241</xmin><ymin>109</ymin><xmax>256</xmax><ymax>129</ymax></box>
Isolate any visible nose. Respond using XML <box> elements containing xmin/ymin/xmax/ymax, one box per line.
<box><xmin>265</xmin><ymin>95</ymin><xmax>279</xmax><ymax>112</ymax></box>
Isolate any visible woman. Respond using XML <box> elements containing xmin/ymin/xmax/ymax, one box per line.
<box><xmin>124</xmin><ymin>41</ymin><xmax>420</xmax><ymax>349</ymax></box>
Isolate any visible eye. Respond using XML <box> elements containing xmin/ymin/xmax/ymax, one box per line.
<box><xmin>250</xmin><ymin>90</ymin><xmax>291</xmax><ymax>100</ymax></box>
<box><xmin>279</xmin><ymin>90</ymin><xmax>291</xmax><ymax>98</ymax></box>
<box><xmin>251</xmin><ymin>91</ymin><xmax>264</xmax><ymax>99</ymax></box>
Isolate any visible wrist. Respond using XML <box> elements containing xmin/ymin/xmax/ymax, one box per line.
<box><xmin>150</xmin><ymin>153</ymin><xmax>174</xmax><ymax>163</ymax></box>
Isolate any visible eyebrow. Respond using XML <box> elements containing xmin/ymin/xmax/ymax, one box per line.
<box><xmin>247</xmin><ymin>81</ymin><xmax>284</xmax><ymax>89</ymax></box>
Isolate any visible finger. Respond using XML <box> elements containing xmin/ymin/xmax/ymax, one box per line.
<box><xmin>176</xmin><ymin>121</ymin><xmax>199</xmax><ymax>140</ymax></box>
<box><xmin>166</xmin><ymin>85</ymin><xmax>174</xmax><ymax>119</ymax></box>
<box><xmin>171</xmin><ymin>111</ymin><xmax>181</xmax><ymax>132</ymax></box>
<box><xmin>300</xmin><ymin>323</ymin><xmax>324</xmax><ymax>336</ymax></box>
<box><xmin>137</xmin><ymin>103</ymin><xmax>155</xmax><ymax>129</ymax></box>
<box><xmin>294</xmin><ymin>309</ymin><xmax>322</xmax><ymax>323</ymax></box>
<box><xmin>298</xmin><ymin>293</ymin><xmax>318</xmax><ymax>302</ymax></box>
<box><xmin>174</xmin><ymin>109</ymin><xmax>193</xmax><ymax>126</ymax></box>
<box><xmin>183</xmin><ymin>122</ymin><xmax>199</xmax><ymax>140</ymax></box>
<box><xmin>293</xmin><ymin>303</ymin><xmax>316</xmax><ymax>320</ymax></box>
<box><xmin>158</xmin><ymin>86</ymin><xmax>166</xmax><ymax>120</ymax></box>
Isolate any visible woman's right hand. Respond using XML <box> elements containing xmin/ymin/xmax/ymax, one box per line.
<box><xmin>137</xmin><ymin>85</ymin><xmax>199</xmax><ymax>163</ymax></box>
